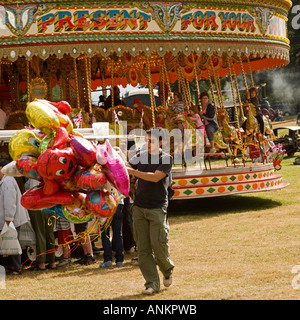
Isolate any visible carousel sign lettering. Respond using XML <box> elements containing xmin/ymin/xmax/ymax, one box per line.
<box><xmin>0</xmin><ymin>4</ymin><xmax>287</xmax><ymax>40</ymax></box>
<box><xmin>37</xmin><ymin>10</ymin><xmax>152</xmax><ymax>32</ymax></box>
<box><xmin>36</xmin><ymin>8</ymin><xmax>256</xmax><ymax>34</ymax></box>
<box><xmin>181</xmin><ymin>11</ymin><xmax>256</xmax><ymax>32</ymax></box>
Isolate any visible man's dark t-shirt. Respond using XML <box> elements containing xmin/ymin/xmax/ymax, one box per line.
<box><xmin>129</xmin><ymin>150</ymin><xmax>173</xmax><ymax>210</ymax></box>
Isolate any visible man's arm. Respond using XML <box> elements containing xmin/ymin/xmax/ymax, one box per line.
<box><xmin>126</xmin><ymin>163</ymin><xmax>167</xmax><ymax>183</ymax></box>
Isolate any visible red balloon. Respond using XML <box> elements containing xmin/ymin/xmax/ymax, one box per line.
<box><xmin>46</xmin><ymin>100</ymin><xmax>72</xmax><ymax>115</ymax></box>
<box><xmin>52</xmin><ymin>127</ymin><xmax>69</xmax><ymax>149</ymax></box>
<box><xmin>37</xmin><ymin>147</ymin><xmax>77</xmax><ymax>181</ymax></box>
<box><xmin>21</xmin><ymin>184</ymin><xmax>74</xmax><ymax>210</ymax></box>
<box><xmin>86</xmin><ymin>189</ymin><xmax>118</xmax><ymax>218</ymax></box>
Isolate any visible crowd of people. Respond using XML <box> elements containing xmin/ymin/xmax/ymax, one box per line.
<box><xmin>0</xmin><ymin>163</ymin><xmax>136</xmax><ymax>272</ymax></box>
<box><xmin>0</xmin><ymin>127</ymin><xmax>175</xmax><ymax>295</ymax></box>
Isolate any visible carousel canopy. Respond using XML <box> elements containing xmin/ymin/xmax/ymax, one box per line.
<box><xmin>0</xmin><ymin>0</ymin><xmax>292</xmax><ymax>88</ymax></box>
<box><xmin>0</xmin><ymin>1</ymin><xmax>291</xmax><ymax>58</ymax></box>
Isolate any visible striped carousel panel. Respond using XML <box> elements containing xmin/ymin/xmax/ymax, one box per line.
<box><xmin>172</xmin><ymin>167</ymin><xmax>275</xmax><ymax>189</ymax></box>
<box><xmin>172</xmin><ymin>173</ymin><xmax>288</xmax><ymax>200</ymax></box>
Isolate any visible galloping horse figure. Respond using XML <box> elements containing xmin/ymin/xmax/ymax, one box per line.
<box><xmin>242</xmin><ymin>103</ymin><xmax>272</xmax><ymax>162</ymax></box>
<box><xmin>217</xmin><ymin>108</ymin><xmax>241</xmax><ymax>157</ymax></box>
<box><xmin>243</xmin><ymin>103</ymin><xmax>259</xmax><ymax>142</ymax></box>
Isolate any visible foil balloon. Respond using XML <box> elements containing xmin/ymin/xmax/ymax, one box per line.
<box><xmin>21</xmin><ymin>184</ymin><xmax>74</xmax><ymax>210</ymax></box>
<box><xmin>37</xmin><ymin>147</ymin><xmax>77</xmax><ymax>181</ymax></box>
<box><xmin>86</xmin><ymin>189</ymin><xmax>118</xmax><ymax>218</ymax></box>
<box><xmin>39</xmin><ymin>134</ymin><xmax>55</xmax><ymax>154</ymax></box>
<box><xmin>16</xmin><ymin>156</ymin><xmax>41</xmax><ymax>180</ymax></box>
<box><xmin>26</xmin><ymin>99</ymin><xmax>75</xmax><ymax>135</ymax></box>
<box><xmin>72</xmin><ymin>164</ymin><xmax>107</xmax><ymax>192</ymax></box>
<box><xmin>41</xmin><ymin>100</ymin><xmax>72</xmax><ymax>115</ymax></box>
<box><xmin>70</xmin><ymin>135</ymin><xmax>97</xmax><ymax>167</ymax></box>
<box><xmin>9</xmin><ymin>129</ymin><xmax>42</xmax><ymax>161</ymax></box>
<box><xmin>26</xmin><ymin>100</ymin><xmax>61</xmax><ymax>134</ymax></box>
<box><xmin>62</xmin><ymin>193</ymin><xmax>93</xmax><ymax>224</ymax></box>
<box><xmin>52</xmin><ymin>127</ymin><xmax>70</xmax><ymax>149</ymax></box>
<box><xmin>96</xmin><ymin>140</ymin><xmax>129</xmax><ymax>197</ymax></box>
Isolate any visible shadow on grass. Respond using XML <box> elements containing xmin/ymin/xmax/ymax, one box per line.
<box><xmin>168</xmin><ymin>194</ymin><xmax>282</xmax><ymax>218</ymax></box>
<box><xmin>19</xmin><ymin>259</ymin><xmax>139</xmax><ymax>280</ymax></box>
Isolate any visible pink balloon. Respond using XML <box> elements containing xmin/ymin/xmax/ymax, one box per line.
<box><xmin>96</xmin><ymin>140</ymin><xmax>129</xmax><ymax>196</ymax></box>
<box><xmin>70</xmin><ymin>136</ymin><xmax>97</xmax><ymax>168</ymax></box>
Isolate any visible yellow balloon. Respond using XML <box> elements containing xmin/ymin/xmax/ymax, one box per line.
<box><xmin>36</xmin><ymin>99</ymin><xmax>74</xmax><ymax>134</ymax></box>
<box><xmin>9</xmin><ymin>129</ymin><xmax>42</xmax><ymax>160</ymax></box>
<box><xmin>26</xmin><ymin>100</ymin><xmax>60</xmax><ymax>133</ymax></box>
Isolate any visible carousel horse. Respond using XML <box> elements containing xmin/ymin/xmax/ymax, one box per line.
<box><xmin>243</xmin><ymin>103</ymin><xmax>259</xmax><ymax>144</ymax></box>
<box><xmin>212</xmin><ymin>129</ymin><xmax>236</xmax><ymax>161</ymax></box>
<box><xmin>164</xmin><ymin>109</ymin><xmax>198</xmax><ymax>166</ymax></box>
<box><xmin>217</xmin><ymin>108</ymin><xmax>242</xmax><ymax>159</ymax></box>
<box><xmin>242</xmin><ymin>103</ymin><xmax>272</xmax><ymax>162</ymax></box>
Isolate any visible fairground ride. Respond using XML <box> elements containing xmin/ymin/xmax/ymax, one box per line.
<box><xmin>0</xmin><ymin>0</ymin><xmax>292</xmax><ymax>200</ymax></box>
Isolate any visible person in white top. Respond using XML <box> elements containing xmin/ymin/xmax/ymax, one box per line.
<box><xmin>0</xmin><ymin>158</ymin><xmax>30</xmax><ymax>274</ymax></box>
<box><xmin>0</xmin><ymin>107</ymin><xmax>6</xmax><ymax>129</ymax></box>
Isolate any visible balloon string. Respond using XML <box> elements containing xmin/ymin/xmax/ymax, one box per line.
<box><xmin>21</xmin><ymin>216</ymin><xmax>113</xmax><ymax>267</ymax></box>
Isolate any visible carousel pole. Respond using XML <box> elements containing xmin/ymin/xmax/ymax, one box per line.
<box><xmin>246</xmin><ymin>56</ymin><xmax>267</xmax><ymax>161</ymax></box>
<box><xmin>110</xmin><ymin>57</ymin><xmax>115</xmax><ymax>123</ymax></box>
<box><xmin>177</xmin><ymin>67</ymin><xmax>190</xmax><ymax>113</ymax></box>
<box><xmin>185</xmin><ymin>78</ymin><xmax>192</xmax><ymax>108</ymax></box>
<box><xmin>84</xmin><ymin>55</ymin><xmax>92</xmax><ymax>115</ymax></box>
<box><xmin>231</xmin><ymin>63</ymin><xmax>245</xmax><ymax>119</ymax></box>
<box><xmin>207</xmin><ymin>70</ymin><xmax>217</xmax><ymax>108</ymax></box>
<box><xmin>26</xmin><ymin>60</ymin><xmax>31</xmax><ymax>102</ymax></box>
<box><xmin>227</xmin><ymin>55</ymin><xmax>245</xmax><ymax>163</ymax></box>
<box><xmin>160</xmin><ymin>65</ymin><xmax>166</xmax><ymax>108</ymax></box>
<box><xmin>162</xmin><ymin>56</ymin><xmax>172</xmax><ymax>109</ymax></box>
<box><xmin>192</xmin><ymin>53</ymin><xmax>201</xmax><ymax>112</ymax></box>
<box><xmin>146</xmin><ymin>56</ymin><xmax>156</xmax><ymax>128</ymax></box>
<box><xmin>208</xmin><ymin>56</ymin><xmax>222</xmax><ymax>112</ymax></box>
<box><xmin>73</xmin><ymin>58</ymin><xmax>80</xmax><ymax>110</ymax></box>
<box><xmin>247</xmin><ymin>56</ymin><xmax>255</xmax><ymax>88</ymax></box>
<box><xmin>239</xmin><ymin>55</ymin><xmax>249</xmax><ymax>93</ymax></box>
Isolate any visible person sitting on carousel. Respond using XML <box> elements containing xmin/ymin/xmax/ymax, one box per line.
<box><xmin>166</xmin><ymin>92</ymin><xmax>186</xmax><ymax>134</ymax></box>
<box><xmin>133</xmin><ymin>98</ymin><xmax>153</xmax><ymax>129</ymax></box>
<box><xmin>246</xmin><ymin>87</ymin><xmax>265</xmax><ymax>136</ymax></box>
<box><xmin>199</xmin><ymin>92</ymin><xmax>219</xmax><ymax>153</ymax></box>
<box><xmin>188</xmin><ymin>106</ymin><xmax>205</xmax><ymax>131</ymax></box>
<box><xmin>155</xmin><ymin>107</ymin><xmax>166</xmax><ymax>128</ymax></box>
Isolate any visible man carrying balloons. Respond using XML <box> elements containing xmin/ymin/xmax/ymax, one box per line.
<box><xmin>126</xmin><ymin>128</ymin><xmax>174</xmax><ymax>295</ymax></box>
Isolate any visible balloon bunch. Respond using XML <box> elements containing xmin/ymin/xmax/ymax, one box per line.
<box><xmin>3</xmin><ymin>99</ymin><xmax>129</xmax><ymax>224</ymax></box>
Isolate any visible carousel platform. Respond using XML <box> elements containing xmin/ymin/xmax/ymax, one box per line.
<box><xmin>171</xmin><ymin>162</ymin><xmax>289</xmax><ymax>199</ymax></box>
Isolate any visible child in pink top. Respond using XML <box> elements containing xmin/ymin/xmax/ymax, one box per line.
<box><xmin>189</xmin><ymin>109</ymin><xmax>205</xmax><ymax>130</ymax></box>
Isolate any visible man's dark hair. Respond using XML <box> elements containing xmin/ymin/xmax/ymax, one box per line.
<box><xmin>146</xmin><ymin>128</ymin><xmax>166</xmax><ymax>143</ymax></box>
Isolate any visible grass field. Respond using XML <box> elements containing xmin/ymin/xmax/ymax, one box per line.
<box><xmin>0</xmin><ymin>120</ymin><xmax>300</xmax><ymax>300</ymax></box>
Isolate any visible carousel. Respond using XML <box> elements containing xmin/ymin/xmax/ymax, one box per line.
<box><xmin>0</xmin><ymin>0</ymin><xmax>291</xmax><ymax>201</ymax></box>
